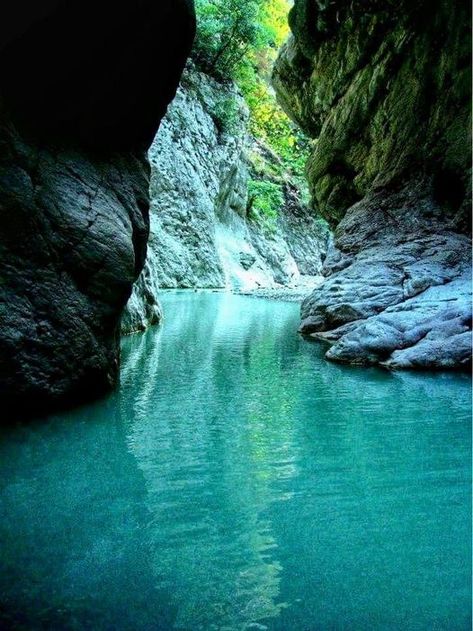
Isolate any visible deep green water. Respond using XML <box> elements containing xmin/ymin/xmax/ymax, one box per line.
<box><xmin>0</xmin><ymin>292</ymin><xmax>471</xmax><ymax>630</ymax></box>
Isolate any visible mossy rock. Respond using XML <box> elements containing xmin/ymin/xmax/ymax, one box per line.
<box><xmin>273</xmin><ymin>0</ymin><xmax>471</xmax><ymax>229</ymax></box>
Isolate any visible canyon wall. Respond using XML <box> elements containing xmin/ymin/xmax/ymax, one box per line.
<box><xmin>273</xmin><ymin>0</ymin><xmax>472</xmax><ymax>369</ymax></box>
<box><xmin>123</xmin><ymin>68</ymin><xmax>329</xmax><ymax>333</ymax></box>
<box><xmin>0</xmin><ymin>0</ymin><xmax>195</xmax><ymax>413</ymax></box>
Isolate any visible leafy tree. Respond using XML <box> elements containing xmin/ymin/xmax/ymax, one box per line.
<box><xmin>194</xmin><ymin>0</ymin><xmax>310</xmax><ymax>213</ymax></box>
<box><xmin>193</xmin><ymin>0</ymin><xmax>265</xmax><ymax>81</ymax></box>
<box><xmin>248</xmin><ymin>179</ymin><xmax>284</xmax><ymax>228</ymax></box>
<box><xmin>193</xmin><ymin>0</ymin><xmax>290</xmax><ymax>82</ymax></box>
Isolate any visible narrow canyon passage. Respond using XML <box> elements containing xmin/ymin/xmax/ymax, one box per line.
<box><xmin>0</xmin><ymin>292</ymin><xmax>471</xmax><ymax>629</ymax></box>
<box><xmin>0</xmin><ymin>0</ymin><xmax>471</xmax><ymax>629</ymax></box>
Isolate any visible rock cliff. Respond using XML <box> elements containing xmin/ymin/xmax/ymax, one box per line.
<box><xmin>0</xmin><ymin>0</ymin><xmax>195</xmax><ymax>412</ymax></box>
<box><xmin>123</xmin><ymin>68</ymin><xmax>329</xmax><ymax>333</ymax></box>
<box><xmin>273</xmin><ymin>0</ymin><xmax>472</xmax><ymax>370</ymax></box>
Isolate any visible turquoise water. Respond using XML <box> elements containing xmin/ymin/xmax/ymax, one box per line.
<box><xmin>0</xmin><ymin>292</ymin><xmax>471</xmax><ymax>630</ymax></box>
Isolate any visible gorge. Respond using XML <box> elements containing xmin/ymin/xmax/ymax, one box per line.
<box><xmin>122</xmin><ymin>65</ymin><xmax>330</xmax><ymax>334</ymax></box>
<box><xmin>123</xmin><ymin>0</ymin><xmax>472</xmax><ymax>373</ymax></box>
<box><xmin>0</xmin><ymin>0</ymin><xmax>471</xmax><ymax>413</ymax></box>
<box><xmin>0</xmin><ymin>1</ymin><xmax>471</xmax><ymax>629</ymax></box>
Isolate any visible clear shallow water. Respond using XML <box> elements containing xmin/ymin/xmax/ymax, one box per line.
<box><xmin>0</xmin><ymin>292</ymin><xmax>471</xmax><ymax>631</ymax></box>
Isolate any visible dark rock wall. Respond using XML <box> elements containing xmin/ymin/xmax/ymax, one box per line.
<box><xmin>273</xmin><ymin>0</ymin><xmax>471</xmax><ymax>228</ymax></box>
<box><xmin>273</xmin><ymin>0</ymin><xmax>472</xmax><ymax>370</ymax></box>
<box><xmin>0</xmin><ymin>0</ymin><xmax>196</xmax><ymax>148</ymax></box>
<box><xmin>0</xmin><ymin>0</ymin><xmax>195</xmax><ymax>413</ymax></box>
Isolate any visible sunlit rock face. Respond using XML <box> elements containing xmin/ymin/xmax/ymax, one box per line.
<box><xmin>0</xmin><ymin>0</ymin><xmax>195</xmax><ymax>413</ymax></box>
<box><xmin>123</xmin><ymin>68</ymin><xmax>329</xmax><ymax>332</ymax></box>
<box><xmin>273</xmin><ymin>0</ymin><xmax>472</xmax><ymax>370</ymax></box>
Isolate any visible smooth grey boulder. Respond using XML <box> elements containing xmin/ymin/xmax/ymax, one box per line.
<box><xmin>300</xmin><ymin>184</ymin><xmax>472</xmax><ymax>370</ymax></box>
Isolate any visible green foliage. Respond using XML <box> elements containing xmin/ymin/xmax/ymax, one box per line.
<box><xmin>194</xmin><ymin>0</ymin><xmax>290</xmax><ymax>82</ymax></box>
<box><xmin>238</xmin><ymin>63</ymin><xmax>310</xmax><ymax>181</ymax></box>
<box><xmin>248</xmin><ymin>180</ymin><xmax>284</xmax><ymax>226</ymax></box>
<box><xmin>210</xmin><ymin>97</ymin><xmax>241</xmax><ymax>135</ymax></box>
<box><xmin>193</xmin><ymin>0</ymin><xmax>266</xmax><ymax>81</ymax></box>
<box><xmin>194</xmin><ymin>0</ymin><xmax>310</xmax><ymax>214</ymax></box>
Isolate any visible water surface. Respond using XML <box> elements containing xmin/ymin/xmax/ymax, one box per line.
<box><xmin>0</xmin><ymin>292</ymin><xmax>471</xmax><ymax>630</ymax></box>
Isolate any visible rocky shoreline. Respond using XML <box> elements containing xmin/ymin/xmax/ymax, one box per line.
<box><xmin>299</xmin><ymin>185</ymin><xmax>472</xmax><ymax>371</ymax></box>
<box><xmin>273</xmin><ymin>0</ymin><xmax>471</xmax><ymax>371</ymax></box>
<box><xmin>234</xmin><ymin>275</ymin><xmax>323</xmax><ymax>303</ymax></box>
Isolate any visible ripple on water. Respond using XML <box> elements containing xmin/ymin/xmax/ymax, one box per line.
<box><xmin>0</xmin><ymin>292</ymin><xmax>471</xmax><ymax>630</ymax></box>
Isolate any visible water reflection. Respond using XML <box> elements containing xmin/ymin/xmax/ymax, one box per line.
<box><xmin>118</xmin><ymin>292</ymin><xmax>471</xmax><ymax>630</ymax></box>
<box><xmin>0</xmin><ymin>406</ymin><xmax>160</xmax><ymax>629</ymax></box>
<box><xmin>0</xmin><ymin>292</ymin><xmax>470</xmax><ymax>630</ymax></box>
<box><xmin>120</xmin><ymin>294</ymin><xmax>295</xmax><ymax>629</ymax></box>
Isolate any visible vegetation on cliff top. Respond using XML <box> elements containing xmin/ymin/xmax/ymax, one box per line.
<box><xmin>193</xmin><ymin>0</ymin><xmax>310</xmax><ymax>222</ymax></box>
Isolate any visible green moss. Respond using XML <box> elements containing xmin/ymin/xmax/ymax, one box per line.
<box><xmin>273</xmin><ymin>0</ymin><xmax>471</xmax><ymax>226</ymax></box>
<box><xmin>210</xmin><ymin>97</ymin><xmax>241</xmax><ymax>135</ymax></box>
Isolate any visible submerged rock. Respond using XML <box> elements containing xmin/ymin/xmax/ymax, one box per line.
<box><xmin>273</xmin><ymin>0</ymin><xmax>472</xmax><ymax>370</ymax></box>
<box><xmin>0</xmin><ymin>0</ymin><xmax>195</xmax><ymax>412</ymax></box>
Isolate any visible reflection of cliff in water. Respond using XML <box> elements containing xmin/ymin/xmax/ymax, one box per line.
<box><xmin>120</xmin><ymin>291</ymin><xmax>472</xmax><ymax>630</ymax></box>
<box><xmin>0</xmin><ymin>292</ymin><xmax>469</xmax><ymax>630</ymax></box>
<box><xmin>119</xmin><ymin>293</ymin><xmax>302</xmax><ymax>628</ymax></box>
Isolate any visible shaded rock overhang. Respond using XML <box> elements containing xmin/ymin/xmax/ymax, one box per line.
<box><xmin>0</xmin><ymin>0</ymin><xmax>196</xmax><ymax>416</ymax></box>
<box><xmin>0</xmin><ymin>0</ymin><xmax>197</xmax><ymax>150</ymax></box>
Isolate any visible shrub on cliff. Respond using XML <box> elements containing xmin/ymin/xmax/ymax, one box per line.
<box><xmin>194</xmin><ymin>0</ymin><xmax>309</xmax><ymax>182</ymax></box>
<box><xmin>248</xmin><ymin>179</ymin><xmax>284</xmax><ymax>230</ymax></box>
<box><xmin>193</xmin><ymin>0</ymin><xmax>264</xmax><ymax>81</ymax></box>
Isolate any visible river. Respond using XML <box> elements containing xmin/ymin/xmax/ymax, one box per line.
<box><xmin>0</xmin><ymin>291</ymin><xmax>471</xmax><ymax>630</ymax></box>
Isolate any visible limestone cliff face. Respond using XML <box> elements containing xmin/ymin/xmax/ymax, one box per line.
<box><xmin>123</xmin><ymin>68</ymin><xmax>329</xmax><ymax>333</ymax></box>
<box><xmin>273</xmin><ymin>0</ymin><xmax>472</xmax><ymax>369</ymax></box>
<box><xmin>0</xmin><ymin>0</ymin><xmax>195</xmax><ymax>413</ymax></box>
